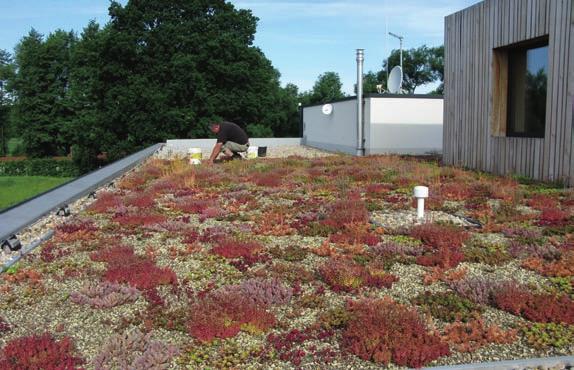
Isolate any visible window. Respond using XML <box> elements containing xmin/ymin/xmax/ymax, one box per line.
<box><xmin>491</xmin><ymin>37</ymin><xmax>549</xmax><ymax>138</ymax></box>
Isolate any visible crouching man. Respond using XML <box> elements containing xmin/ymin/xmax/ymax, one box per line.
<box><xmin>207</xmin><ymin>121</ymin><xmax>249</xmax><ymax>164</ymax></box>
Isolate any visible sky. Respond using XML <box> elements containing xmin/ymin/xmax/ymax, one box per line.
<box><xmin>0</xmin><ymin>0</ymin><xmax>481</xmax><ymax>94</ymax></box>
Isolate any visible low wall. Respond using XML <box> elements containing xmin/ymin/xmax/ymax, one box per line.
<box><xmin>302</xmin><ymin>98</ymin><xmax>358</xmax><ymax>155</ymax></box>
<box><xmin>366</xmin><ymin>97</ymin><xmax>443</xmax><ymax>155</ymax></box>
<box><xmin>163</xmin><ymin>138</ymin><xmax>302</xmax><ymax>156</ymax></box>
<box><xmin>303</xmin><ymin>95</ymin><xmax>443</xmax><ymax>156</ymax></box>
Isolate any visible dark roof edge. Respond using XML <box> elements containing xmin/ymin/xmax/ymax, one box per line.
<box><xmin>302</xmin><ymin>93</ymin><xmax>443</xmax><ymax>108</ymax></box>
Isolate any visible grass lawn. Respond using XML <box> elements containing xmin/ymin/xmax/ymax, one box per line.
<box><xmin>0</xmin><ymin>176</ymin><xmax>73</xmax><ymax>210</ymax></box>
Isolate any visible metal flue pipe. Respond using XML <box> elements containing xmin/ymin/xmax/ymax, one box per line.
<box><xmin>356</xmin><ymin>49</ymin><xmax>364</xmax><ymax>156</ymax></box>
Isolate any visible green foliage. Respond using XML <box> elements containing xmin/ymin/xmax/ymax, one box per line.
<box><xmin>522</xmin><ymin>323</ymin><xmax>574</xmax><ymax>349</ymax></box>
<box><xmin>462</xmin><ymin>239</ymin><xmax>512</xmax><ymax>265</ymax></box>
<box><xmin>378</xmin><ymin>45</ymin><xmax>443</xmax><ymax>94</ymax></box>
<box><xmin>178</xmin><ymin>338</ymin><xmax>260</xmax><ymax>369</ymax></box>
<box><xmin>246</xmin><ymin>123</ymin><xmax>273</xmax><ymax>138</ymax></box>
<box><xmin>546</xmin><ymin>277</ymin><xmax>574</xmax><ymax>298</ymax></box>
<box><xmin>7</xmin><ymin>1</ymin><xmax>299</xmax><ymax>169</ymax></box>
<box><xmin>11</xmin><ymin>29</ymin><xmax>77</xmax><ymax>157</ymax></box>
<box><xmin>318</xmin><ymin>306</ymin><xmax>351</xmax><ymax>330</ymax></box>
<box><xmin>0</xmin><ymin>49</ymin><xmax>15</xmax><ymax>156</ymax></box>
<box><xmin>7</xmin><ymin>138</ymin><xmax>25</xmax><ymax>156</ymax></box>
<box><xmin>301</xmin><ymin>71</ymin><xmax>345</xmax><ymax>105</ymax></box>
<box><xmin>0</xmin><ymin>159</ymin><xmax>78</xmax><ymax>177</ymax></box>
<box><xmin>362</xmin><ymin>71</ymin><xmax>382</xmax><ymax>94</ymax></box>
<box><xmin>413</xmin><ymin>291</ymin><xmax>481</xmax><ymax>323</ymax></box>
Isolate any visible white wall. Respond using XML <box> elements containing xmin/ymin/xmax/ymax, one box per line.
<box><xmin>366</xmin><ymin>97</ymin><xmax>443</xmax><ymax>155</ymax></box>
<box><xmin>163</xmin><ymin>138</ymin><xmax>302</xmax><ymax>157</ymax></box>
<box><xmin>302</xmin><ymin>99</ymin><xmax>358</xmax><ymax>154</ymax></box>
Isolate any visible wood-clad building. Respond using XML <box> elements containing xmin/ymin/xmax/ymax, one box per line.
<box><xmin>443</xmin><ymin>0</ymin><xmax>574</xmax><ymax>185</ymax></box>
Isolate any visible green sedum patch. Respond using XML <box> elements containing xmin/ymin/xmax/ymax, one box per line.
<box><xmin>522</xmin><ymin>323</ymin><xmax>574</xmax><ymax>349</ymax></box>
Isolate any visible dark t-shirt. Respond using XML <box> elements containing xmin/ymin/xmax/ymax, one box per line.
<box><xmin>216</xmin><ymin>121</ymin><xmax>249</xmax><ymax>145</ymax></box>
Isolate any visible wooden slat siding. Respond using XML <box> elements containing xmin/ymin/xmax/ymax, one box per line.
<box><xmin>479</xmin><ymin>1</ymin><xmax>487</xmax><ymax>169</ymax></box>
<box><xmin>487</xmin><ymin>0</ymin><xmax>495</xmax><ymax>172</ymax></box>
<box><xmin>444</xmin><ymin>0</ymin><xmax>574</xmax><ymax>186</ymax></box>
<box><xmin>474</xmin><ymin>7</ymin><xmax>480</xmax><ymax>168</ymax></box>
<box><xmin>567</xmin><ymin>0</ymin><xmax>574</xmax><ymax>184</ymax></box>
<box><xmin>548</xmin><ymin>1</ymin><xmax>559</xmax><ymax>181</ymax></box>
<box><xmin>557</xmin><ymin>0</ymin><xmax>568</xmax><ymax>181</ymax></box>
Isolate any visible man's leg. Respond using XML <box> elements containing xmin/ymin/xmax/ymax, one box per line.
<box><xmin>222</xmin><ymin>142</ymin><xmax>248</xmax><ymax>158</ymax></box>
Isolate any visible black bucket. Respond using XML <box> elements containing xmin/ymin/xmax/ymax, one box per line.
<box><xmin>258</xmin><ymin>146</ymin><xmax>267</xmax><ymax>157</ymax></box>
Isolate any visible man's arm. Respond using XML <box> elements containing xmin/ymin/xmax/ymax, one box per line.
<box><xmin>208</xmin><ymin>142</ymin><xmax>223</xmax><ymax>163</ymax></box>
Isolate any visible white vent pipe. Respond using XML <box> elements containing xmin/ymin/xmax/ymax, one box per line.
<box><xmin>356</xmin><ymin>49</ymin><xmax>364</xmax><ymax>156</ymax></box>
<box><xmin>413</xmin><ymin>186</ymin><xmax>429</xmax><ymax>219</ymax></box>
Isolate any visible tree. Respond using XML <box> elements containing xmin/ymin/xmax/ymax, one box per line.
<box><xmin>68</xmin><ymin>21</ymin><xmax>107</xmax><ymax>171</ymax></box>
<box><xmin>11</xmin><ymin>29</ymin><xmax>76</xmax><ymax>157</ymax></box>
<box><xmin>359</xmin><ymin>71</ymin><xmax>382</xmax><ymax>94</ymax></box>
<box><xmin>308</xmin><ymin>72</ymin><xmax>345</xmax><ymax>104</ymax></box>
<box><xmin>71</xmin><ymin>0</ymin><xmax>288</xmax><ymax>166</ymax></box>
<box><xmin>428</xmin><ymin>46</ymin><xmax>444</xmax><ymax>95</ymax></box>
<box><xmin>0</xmin><ymin>49</ymin><xmax>15</xmax><ymax>155</ymax></box>
<box><xmin>378</xmin><ymin>45</ymin><xmax>442</xmax><ymax>94</ymax></box>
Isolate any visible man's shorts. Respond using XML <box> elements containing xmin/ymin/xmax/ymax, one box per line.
<box><xmin>222</xmin><ymin>141</ymin><xmax>249</xmax><ymax>153</ymax></box>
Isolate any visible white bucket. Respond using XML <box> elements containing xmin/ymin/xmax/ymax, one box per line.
<box><xmin>247</xmin><ymin>146</ymin><xmax>258</xmax><ymax>159</ymax></box>
<box><xmin>188</xmin><ymin>148</ymin><xmax>202</xmax><ymax>164</ymax></box>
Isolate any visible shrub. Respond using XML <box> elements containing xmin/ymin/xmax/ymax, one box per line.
<box><xmin>507</xmin><ymin>241</ymin><xmax>561</xmax><ymax>260</ymax></box>
<box><xmin>0</xmin><ymin>158</ymin><xmax>79</xmax><ymax>177</ymax></box>
<box><xmin>87</xmin><ymin>192</ymin><xmax>123</xmax><ymax>213</ymax></box>
<box><xmin>40</xmin><ymin>242</ymin><xmax>71</xmax><ymax>263</ymax></box>
<box><xmin>92</xmin><ymin>329</ymin><xmax>179</xmax><ymax>369</ymax></box>
<box><xmin>462</xmin><ymin>244</ymin><xmax>512</xmax><ymax>265</ymax></box>
<box><xmin>502</xmin><ymin>227</ymin><xmax>543</xmax><ymax>242</ymax></box>
<box><xmin>413</xmin><ymin>291</ymin><xmax>482</xmax><ymax>323</ymax></box>
<box><xmin>521</xmin><ymin>251</ymin><xmax>574</xmax><ymax>277</ymax></box>
<box><xmin>371</xmin><ymin>241</ymin><xmax>423</xmax><ymax>257</ymax></box>
<box><xmin>171</xmin><ymin>197</ymin><xmax>215</xmax><ymax>214</ymax></box>
<box><xmin>234</xmin><ymin>278</ymin><xmax>293</xmax><ymax>306</ymax></box>
<box><xmin>522</xmin><ymin>323</ymin><xmax>574</xmax><ymax>348</ymax></box>
<box><xmin>0</xmin><ymin>333</ymin><xmax>84</xmax><ymax>369</ymax></box>
<box><xmin>318</xmin><ymin>306</ymin><xmax>351</xmax><ymax>330</ymax></box>
<box><xmin>416</xmin><ymin>247</ymin><xmax>465</xmax><ymax>269</ymax></box>
<box><xmin>411</xmin><ymin>224</ymin><xmax>468</xmax><ymax>269</ymax></box>
<box><xmin>536</xmin><ymin>208</ymin><xmax>570</xmax><ymax>226</ymax></box>
<box><xmin>187</xmin><ymin>289</ymin><xmax>276</xmax><ymax>342</ymax></box>
<box><xmin>329</xmin><ymin>224</ymin><xmax>380</xmax><ymax>247</ymax></box>
<box><xmin>319</xmin><ymin>257</ymin><xmax>397</xmax><ymax>292</ymax></box>
<box><xmin>322</xmin><ymin>196</ymin><xmax>369</xmax><ymax>228</ymax></box>
<box><xmin>441</xmin><ymin>317</ymin><xmax>517</xmax><ymax>352</ymax></box>
<box><xmin>104</xmin><ymin>257</ymin><xmax>178</xmax><ymax>291</ymax></box>
<box><xmin>211</xmin><ymin>238</ymin><xmax>263</xmax><ymax>259</ymax></box>
<box><xmin>410</xmin><ymin>224</ymin><xmax>469</xmax><ymax>250</ymax></box>
<box><xmin>211</xmin><ymin>239</ymin><xmax>269</xmax><ymax>271</ymax></box>
<box><xmin>70</xmin><ymin>281</ymin><xmax>140</xmax><ymax>308</ymax></box>
<box><xmin>56</xmin><ymin>218</ymin><xmax>98</xmax><ymax>234</ymax></box>
<box><xmin>269</xmin><ymin>245</ymin><xmax>308</xmax><ymax>262</ymax></box>
<box><xmin>124</xmin><ymin>192</ymin><xmax>156</xmax><ymax>208</ymax></box>
<box><xmin>266</xmin><ymin>327</ymin><xmax>336</xmax><ymax>366</ymax></box>
<box><xmin>251</xmin><ymin>171</ymin><xmax>284</xmax><ymax>187</ymax></box>
<box><xmin>342</xmin><ymin>298</ymin><xmax>449</xmax><ymax>367</ymax></box>
<box><xmin>448</xmin><ymin>276</ymin><xmax>502</xmax><ymax>305</ymax></box>
<box><xmin>493</xmin><ymin>282</ymin><xmax>574</xmax><ymax>324</ymax></box>
<box><xmin>90</xmin><ymin>245</ymin><xmax>135</xmax><ymax>264</ymax></box>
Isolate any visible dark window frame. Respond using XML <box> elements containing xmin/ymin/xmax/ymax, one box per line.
<box><xmin>504</xmin><ymin>36</ymin><xmax>549</xmax><ymax>138</ymax></box>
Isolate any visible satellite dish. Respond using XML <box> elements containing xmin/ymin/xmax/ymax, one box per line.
<box><xmin>322</xmin><ymin>104</ymin><xmax>333</xmax><ymax>115</ymax></box>
<box><xmin>387</xmin><ymin>66</ymin><xmax>403</xmax><ymax>94</ymax></box>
